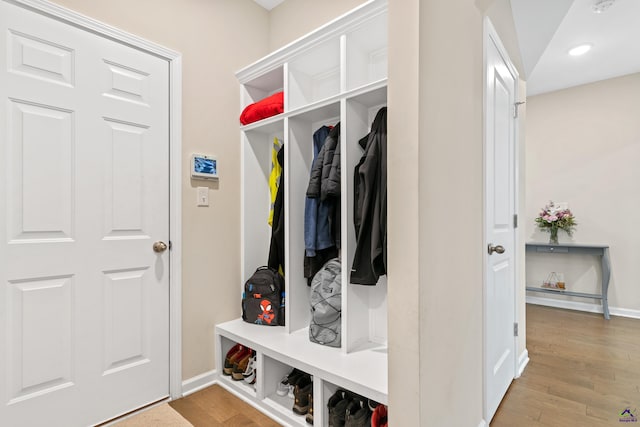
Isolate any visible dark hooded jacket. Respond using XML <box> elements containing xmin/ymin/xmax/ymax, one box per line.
<box><xmin>307</xmin><ymin>123</ymin><xmax>340</xmax><ymax>201</ymax></box>
<box><xmin>350</xmin><ymin>107</ymin><xmax>387</xmax><ymax>285</ymax></box>
<box><xmin>306</xmin><ymin>123</ymin><xmax>341</xmax><ymax>249</ymax></box>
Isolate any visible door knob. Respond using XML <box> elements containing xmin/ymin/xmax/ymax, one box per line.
<box><xmin>487</xmin><ymin>244</ymin><xmax>505</xmax><ymax>255</ymax></box>
<box><xmin>153</xmin><ymin>241</ymin><xmax>168</xmax><ymax>253</ymax></box>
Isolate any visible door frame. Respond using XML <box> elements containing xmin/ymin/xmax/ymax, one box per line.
<box><xmin>8</xmin><ymin>0</ymin><xmax>183</xmax><ymax>399</ymax></box>
<box><xmin>482</xmin><ymin>16</ymin><xmax>521</xmax><ymax>422</ymax></box>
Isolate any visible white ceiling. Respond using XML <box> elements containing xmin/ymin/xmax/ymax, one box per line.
<box><xmin>512</xmin><ymin>0</ymin><xmax>640</xmax><ymax>95</ymax></box>
<box><xmin>253</xmin><ymin>0</ymin><xmax>284</xmax><ymax>11</ymax></box>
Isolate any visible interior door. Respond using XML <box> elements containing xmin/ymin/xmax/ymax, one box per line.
<box><xmin>484</xmin><ymin>21</ymin><xmax>517</xmax><ymax>423</ymax></box>
<box><xmin>0</xmin><ymin>2</ymin><xmax>170</xmax><ymax>426</ymax></box>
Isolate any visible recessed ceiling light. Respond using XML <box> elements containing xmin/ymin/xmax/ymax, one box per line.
<box><xmin>592</xmin><ymin>0</ymin><xmax>615</xmax><ymax>13</ymax></box>
<box><xmin>568</xmin><ymin>44</ymin><xmax>592</xmax><ymax>56</ymax></box>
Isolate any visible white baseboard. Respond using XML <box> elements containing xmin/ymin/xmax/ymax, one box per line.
<box><xmin>517</xmin><ymin>349</ymin><xmax>529</xmax><ymax>378</ymax></box>
<box><xmin>526</xmin><ymin>296</ymin><xmax>640</xmax><ymax>319</ymax></box>
<box><xmin>181</xmin><ymin>369</ymin><xmax>217</xmax><ymax>397</ymax></box>
<box><xmin>477</xmin><ymin>419</ymin><xmax>488</xmax><ymax>427</ymax></box>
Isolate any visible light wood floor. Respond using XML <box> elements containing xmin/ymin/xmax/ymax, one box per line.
<box><xmin>169</xmin><ymin>384</ymin><xmax>281</xmax><ymax>426</ymax></box>
<box><xmin>170</xmin><ymin>305</ymin><xmax>640</xmax><ymax>426</ymax></box>
<box><xmin>492</xmin><ymin>304</ymin><xmax>640</xmax><ymax>426</ymax></box>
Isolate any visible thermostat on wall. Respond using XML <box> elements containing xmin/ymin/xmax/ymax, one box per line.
<box><xmin>191</xmin><ymin>154</ymin><xmax>218</xmax><ymax>180</ymax></box>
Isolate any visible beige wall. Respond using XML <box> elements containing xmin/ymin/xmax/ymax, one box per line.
<box><xmin>268</xmin><ymin>0</ymin><xmax>367</xmax><ymax>51</ymax></box>
<box><xmin>49</xmin><ymin>0</ymin><xmax>270</xmax><ymax>380</ymax></box>
<box><xmin>526</xmin><ymin>73</ymin><xmax>640</xmax><ymax>312</ymax></box>
<box><xmin>387</xmin><ymin>0</ymin><xmax>421</xmax><ymax>424</ymax></box>
<box><xmin>388</xmin><ymin>0</ymin><xmax>486</xmax><ymax>425</ymax></box>
<box><xmin>485</xmin><ymin>0</ymin><xmax>524</xmax><ymax>76</ymax></box>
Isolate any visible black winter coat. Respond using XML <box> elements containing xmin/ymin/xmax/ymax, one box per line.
<box><xmin>350</xmin><ymin>107</ymin><xmax>387</xmax><ymax>285</ymax></box>
<box><xmin>306</xmin><ymin>123</ymin><xmax>340</xmax><ymax>201</ymax></box>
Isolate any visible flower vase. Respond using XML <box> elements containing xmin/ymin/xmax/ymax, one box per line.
<box><xmin>549</xmin><ymin>227</ymin><xmax>559</xmax><ymax>245</ymax></box>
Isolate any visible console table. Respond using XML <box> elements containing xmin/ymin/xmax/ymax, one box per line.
<box><xmin>525</xmin><ymin>242</ymin><xmax>611</xmax><ymax>319</ymax></box>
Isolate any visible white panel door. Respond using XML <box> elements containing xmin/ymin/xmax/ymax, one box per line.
<box><xmin>0</xmin><ymin>2</ymin><xmax>170</xmax><ymax>426</ymax></box>
<box><xmin>484</xmin><ymin>23</ymin><xmax>517</xmax><ymax>423</ymax></box>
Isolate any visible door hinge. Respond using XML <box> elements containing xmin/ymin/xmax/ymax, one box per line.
<box><xmin>514</xmin><ymin>322</ymin><xmax>519</xmax><ymax>337</ymax></box>
<box><xmin>513</xmin><ymin>214</ymin><xmax>518</xmax><ymax>228</ymax></box>
<box><xmin>514</xmin><ymin>101</ymin><xmax>525</xmax><ymax>118</ymax></box>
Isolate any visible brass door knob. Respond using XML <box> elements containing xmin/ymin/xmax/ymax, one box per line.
<box><xmin>487</xmin><ymin>244</ymin><xmax>505</xmax><ymax>255</ymax></box>
<box><xmin>153</xmin><ymin>241</ymin><xmax>168</xmax><ymax>253</ymax></box>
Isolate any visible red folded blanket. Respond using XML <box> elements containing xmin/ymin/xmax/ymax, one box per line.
<box><xmin>240</xmin><ymin>91</ymin><xmax>284</xmax><ymax>125</ymax></box>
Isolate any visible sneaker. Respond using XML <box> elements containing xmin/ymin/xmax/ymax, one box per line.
<box><xmin>224</xmin><ymin>346</ymin><xmax>250</xmax><ymax>376</ymax></box>
<box><xmin>223</xmin><ymin>344</ymin><xmax>244</xmax><ymax>376</ymax></box>
<box><xmin>232</xmin><ymin>350</ymin><xmax>253</xmax><ymax>381</ymax></box>
<box><xmin>371</xmin><ymin>404</ymin><xmax>388</xmax><ymax>427</ymax></box>
<box><xmin>242</xmin><ymin>353</ymin><xmax>257</xmax><ymax>384</ymax></box>
<box><xmin>292</xmin><ymin>382</ymin><xmax>313</xmax><ymax>415</ymax></box>
<box><xmin>276</xmin><ymin>368</ymin><xmax>303</xmax><ymax>396</ymax></box>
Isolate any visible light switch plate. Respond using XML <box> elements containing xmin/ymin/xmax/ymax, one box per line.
<box><xmin>197</xmin><ymin>187</ymin><xmax>209</xmax><ymax>207</ymax></box>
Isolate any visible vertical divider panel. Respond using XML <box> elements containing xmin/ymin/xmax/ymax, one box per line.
<box><xmin>342</xmin><ymin>99</ymin><xmax>370</xmax><ymax>353</ymax></box>
<box><xmin>340</xmin><ymin>35</ymin><xmax>347</xmax><ymax>94</ymax></box>
<box><xmin>283</xmin><ymin>63</ymin><xmax>289</xmax><ymax>112</ymax></box>
<box><xmin>285</xmin><ymin>117</ymin><xmax>313</xmax><ymax>333</ymax></box>
<box><xmin>255</xmin><ymin>351</ymin><xmax>266</xmax><ymax>400</ymax></box>
<box><xmin>314</xmin><ymin>377</ymin><xmax>327</xmax><ymax>427</ymax></box>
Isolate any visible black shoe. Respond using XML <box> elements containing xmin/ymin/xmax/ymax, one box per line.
<box><xmin>293</xmin><ymin>382</ymin><xmax>313</xmax><ymax>415</ymax></box>
<box><xmin>345</xmin><ymin>400</ymin><xmax>372</xmax><ymax>427</ymax></box>
<box><xmin>328</xmin><ymin>390</ymin><xmax>352</xmax><ymax>427</ymax></box>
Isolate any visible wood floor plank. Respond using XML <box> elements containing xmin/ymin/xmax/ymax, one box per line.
<box><xmin>169</xmin><ymin>385</ymin><xmax>282</xmax><ymax>427</ymax></box>
<box><xmin>492</xmin><ymin>304</ymin><xmax>640</xmax><ymax>427</ymax></box>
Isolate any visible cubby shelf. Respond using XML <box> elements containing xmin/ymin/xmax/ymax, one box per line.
<box><xmin>216</xmin><ymin>320</ymin><xmax>387</xmax><ymax>404</ymax></box>
<box><xmin>219</xmin><ymin>1</ymin><xmax>388</xmax><ymax>425</ymax></box>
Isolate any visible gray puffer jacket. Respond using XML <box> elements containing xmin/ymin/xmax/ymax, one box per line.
<box><xmin>306</xmin><ymin>123</ymin><xmax>340</xmax><ymax>201</ymax></box>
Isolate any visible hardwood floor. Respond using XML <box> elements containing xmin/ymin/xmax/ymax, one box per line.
<box><xmin>170</xmin><ymin>305</ymin><xmax>639</xmax><ymax>426</ymax></box>
<box><xmin>169</xmin><ymin>385</ymin><xmax>281</xmax><ymax>427</ymax></box>
<box><xmin>492</xmin><ymin>304</ymin><xmax>640</xmax><ymax>426</ymax></box>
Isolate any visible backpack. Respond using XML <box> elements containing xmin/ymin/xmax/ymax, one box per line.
<box><xmin>242</xmin><ymin>266</ymin><xmax>285</xmax><ymax>326</ymax></box>
<box><xmin>309</xmin><ymin>258</ymin><xmax>341</xmax><ymax>347</ymax></box>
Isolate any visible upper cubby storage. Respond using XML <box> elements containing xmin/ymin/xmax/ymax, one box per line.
<box><xmin>240</xmin><ymin>66</ymin><xmax>284</xmax><ymax>110</ymax></box>
<box><xmin>345</xmin><ymin>10</ymin><xmax>387</xmax><ymax>91</ymax></box>
<box><xmin>287</xmin><ymin>38</ymin><xmax>341</xmax><ymax>111</ymax></box>
<box><xmin>236</xmin><ymin>0</ymin><xmax>387</xmax><ymax>118</ymax></box>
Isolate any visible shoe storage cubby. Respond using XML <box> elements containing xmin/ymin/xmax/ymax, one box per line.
<box><xmin>217</xmin><ymin>336</ymin><xmax>258</xmax><ymax>398</ymax></box>
<box><xmin>217</xmin><ymin>1</ymin><xmax>388</xmax><ymax>425</ymax></box>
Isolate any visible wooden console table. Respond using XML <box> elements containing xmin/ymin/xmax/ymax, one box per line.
<box><xmin>525</xmin><ymin>242</ymin><xmax>611</xmax><ymax>319</ymax></box>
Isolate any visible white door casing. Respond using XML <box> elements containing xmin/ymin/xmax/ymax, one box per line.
<box><xmin>484</xmin><ymin>19</ymin><xmax>518</xmax><ymax>423</ymax></box>
<box><xmin>0</xmin><ymin>1</ymin><xmax>182</xmax><ymax>425</ymax></box>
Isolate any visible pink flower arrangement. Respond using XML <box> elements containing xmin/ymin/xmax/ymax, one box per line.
<box><xmin>535</xmin><ymin>201</ymin><xmax>577</xmax><ymax>243</ymax></box>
